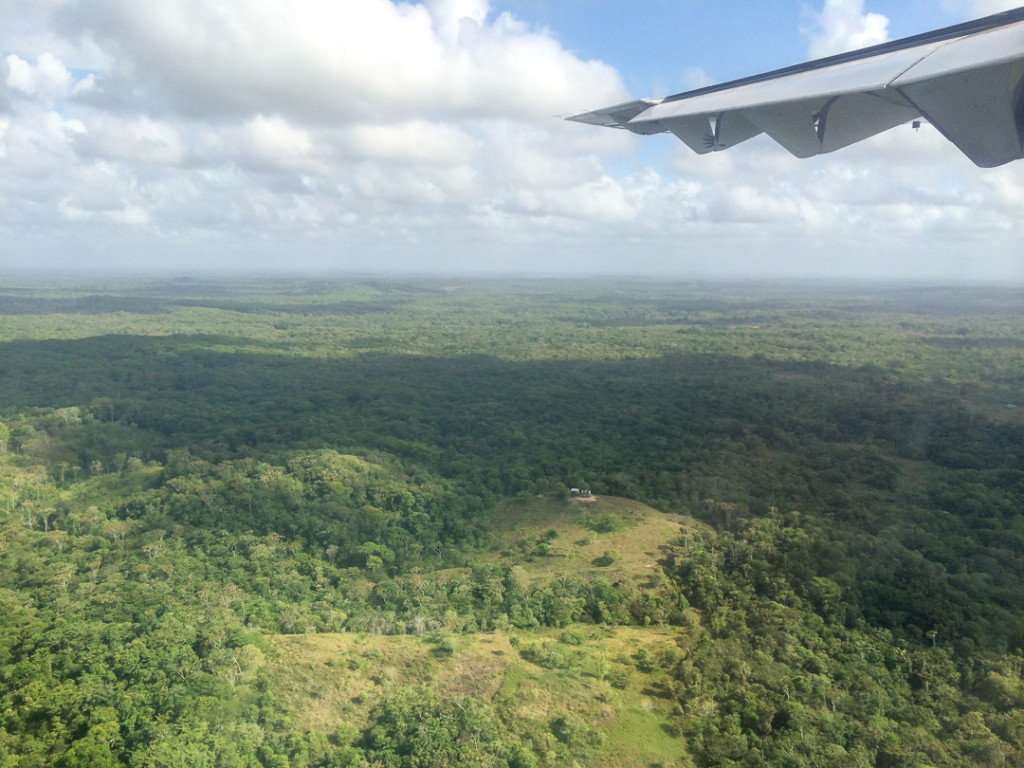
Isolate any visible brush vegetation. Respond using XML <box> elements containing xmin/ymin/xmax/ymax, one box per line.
<box><xmin>1</xmin><ymin>277</ymin><xmax>1023</xmax><ymax>767</ymax></box>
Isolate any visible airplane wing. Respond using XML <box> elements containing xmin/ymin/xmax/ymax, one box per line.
<box><xmin>567</xmin><ymin>8</ymin><xmax>1024</xmax><ymax>167</ymax></box>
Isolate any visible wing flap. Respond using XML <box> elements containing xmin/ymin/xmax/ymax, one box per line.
<box><xmin>742</xmin><ymin>98</ymin><xmax>830</xmax><ymax>158</ymax></box>
<box><xmin>899</xmin><ymin>62</ymin><xmax>1024</xmax><ymax>167</ymax></box>
<box><xmin>664</xmin><ymin>115</ymin><xmax>715</xmax><ymax>154</ymax></box>
<box><xmin>818</xmin><ymin>93</ymin><xmax>920</xmax><ymax>154</ymax></box>
<box><xmin>713</xmin><ymin>112</ymin><xmax>763</xmax><ymax>150</ymax></box>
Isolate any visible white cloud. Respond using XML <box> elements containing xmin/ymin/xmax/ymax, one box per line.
<box><xmin>5</xmin><ymin>52</ymin><xmax>71</xmax><ymax>99</ymax></box>
<box><xmin>804</xmin><ymin>0</ymin><xmax>889</xmax><ymax>59</ymax></box>
<box><xmin>74</xmin><ymin>114</ymin><xmax>187</xmax><ymax>166</ymax></box>
<box><xmin>425</xmin><ymin>0</ymin><xmax>490</xmax><ymax>44</ymax></box>
<box><xmin>0</xmin><ymin>0</ymin><xmax>635</xmax><ymax>267</ymax></box>
<box><xmin>59</xmin><ymin>198</ymin><xmax>150</xmax><ymax>225</ymax></box>
<box><xmin>237</xmin><ymin>115</ymin><xmax>320</xmax><ymax>174</ymax></box>
<box><xmin>53</xmin><ymin>0</ymin><xmax>625</xmax><ymax>123</ymax></box>
<box><xmin>344</xmin><ymin>121</ymin><xmax>478</xmax><ymax>166</ymax></box>
<box><xmin>0</xmin><ymin>0</ymin><xmax>1021</xmax><ymax>281</ymax></box>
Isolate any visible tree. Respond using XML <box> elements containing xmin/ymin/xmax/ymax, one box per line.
<box><xmin>102</xmin><ymin>520</ymin><xmax>134</xmax><ymax>548</ymax></box>
<box><xmin>63</xmin><ymin>720</ymin><xmax>120</xmax><ymax>768</ymax></box>
<box><xmin>354</xmin><ymin>541</ymin><xmax>394</xmax><ymax>570</ymax></box>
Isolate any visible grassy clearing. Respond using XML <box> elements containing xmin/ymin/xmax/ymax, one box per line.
<box><xmin>267</xmin><ymin>631</ymin><xmax>515</xmax><ymax>732</ymax></box>
<box><xmin>482</xmin><ymin>495</ymin><xmax>692</xmax><ymax>587</ymax></box>
<box><xmin>266</xmin><ymin>625</ymin><xmax>692</xmax><ymax>767</ymax></box>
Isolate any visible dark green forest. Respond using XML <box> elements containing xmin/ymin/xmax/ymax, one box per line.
<box><xmin>0</xmin><ymin>277</ymin><xmax>1022</xmax><ymax>767</ymax></box>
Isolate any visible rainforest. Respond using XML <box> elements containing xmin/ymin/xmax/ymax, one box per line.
<box><xmin>0</xmin><ymin>277</ymin><xmax>1022</xmax><ymax>767</ymax></box>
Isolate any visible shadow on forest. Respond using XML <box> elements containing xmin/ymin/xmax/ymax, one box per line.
<box><xmin>0</xmin><ymin>295</ymin><xmax>404</xmax><ymax>317</ymax></box>
<box><xmin>0</xmin><ymin>332</ymin><xmax>1017</xmax><ymax>484</ymax></box>
<box><xmin>0</xmin><ymin>296</ymin><xmax>177</xmax><ymax>315</ymax></box>
<box><xmin>0</xmin><ymin>276</ymin><xmax>461</xmax><ymax>315</ymax></box>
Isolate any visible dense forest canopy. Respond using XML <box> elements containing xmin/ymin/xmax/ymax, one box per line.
<box><xmin>0</xmin><ymin>277</ymin><xmax>1022</xmax><ymax>767</ymax></box>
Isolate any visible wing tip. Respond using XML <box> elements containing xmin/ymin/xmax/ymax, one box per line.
<box><xmin>564</xmin><ymin>98</ymin><xmax>664</xmax><ymax>129</ymax></box>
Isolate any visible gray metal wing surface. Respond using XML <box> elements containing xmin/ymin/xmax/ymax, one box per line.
<box><xmin>567</xmin><ymin>8</ymin><xmax>1024</xmax><ymax>167</ymax></box>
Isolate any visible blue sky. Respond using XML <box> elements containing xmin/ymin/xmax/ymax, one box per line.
<box><xmin>504</xmin><ymin>1</ymin><xmax>975</xmax><ymax>93</ymax></box>
<box><xmin>1</xmin><ymin>0</ymin><xmax>1022</xmax><ymax>281</ymax></box>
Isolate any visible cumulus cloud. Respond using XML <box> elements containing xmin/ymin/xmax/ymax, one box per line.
<box><xmin>73</xmin><ymin>113</ymin><xmax>187</xmax><ymax>166</ymax></box>
<box><xmin>0</xmin><ymin>0</ymin><xmax>640</xmax><ymax>268</ymax></box>
<box><xmin>0</xmin><ymin>0</ymin><xmax>1021</xmax><ymax>280</ymax></box>
<box><xmin>344</xmin><ymin>121</ymin><xmax>478</xmax><ymax>166</ymax></box>
<box><xmin>804</xmin><ymin>0</ymin><xmax>889</xmax><ymax>59</ymax></box>
<box><xmin>53</xmin><ymin>0</ymin><xmax>624</xmax><ymax>122</ymax></box>
<box><xmin>5</xmin><ymin>52</ymin><xmax>71</xmax><ymax>100</ymax></box>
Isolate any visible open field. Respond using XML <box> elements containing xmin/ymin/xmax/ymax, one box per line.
<box><xmin>269</xmin><ymin>625</ymin><xmax>691</xmax><ymax>768</ymax></box>
<box><xmin>483</xmin><ymin>495</ymin><xmax>692</xmax><ymax>586</ymax></box>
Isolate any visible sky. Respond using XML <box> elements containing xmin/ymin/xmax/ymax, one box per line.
<box><xmin>1</xmin><ymin>0</ymin><xmax>1023</xmax><ymax>281</ymax></box>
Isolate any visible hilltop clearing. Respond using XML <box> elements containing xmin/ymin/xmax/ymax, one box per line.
<box><xmin>483</xmin><ymin>495</ymin><xmax>690</xmax><ymax>586</ymax></box>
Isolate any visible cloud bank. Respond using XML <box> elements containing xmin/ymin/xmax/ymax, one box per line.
<box><xmin>0</xmin><ymin>0</ymin><xmax>1021</xmax><ymax>280</ymax></box>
